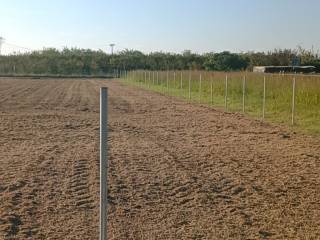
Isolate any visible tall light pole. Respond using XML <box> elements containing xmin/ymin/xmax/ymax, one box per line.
<box><xmin>0</xmin><ymin>37</ymin><xmax>5</xmax><ymax>55</ymax></box>
<box><xmin>109</xmin><ymin>43</ymin><xmax>115</xmax><ymax>55</ymax></box>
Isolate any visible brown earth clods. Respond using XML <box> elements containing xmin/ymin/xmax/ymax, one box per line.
<box><xmin>0</xmin><ymin>78</ymin><xmax>319</xmax><ymax>240</ymax></box>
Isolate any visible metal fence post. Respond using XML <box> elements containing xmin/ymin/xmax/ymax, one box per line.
<box><xmin>225</xmin><ymin>74</ymin><xmax>228</xmax><ymax>111</ymax></box>
<box><xmin>188</xmin><ymin>71</ymin><xmax>191</xmax><ymax>101</ymax></box>
<box><xmin>157</xmin><ymin>71</ymin><xmax>159</xmax><ymax>85</ymax></box>
<box><xmin>291</xmin><ymin>76</ymin><xmax>296</xmax><ymax>125</ymax></box>
<box><xmin>174</xmin><ymin>71</ymin><xmax>176</xmax><ymax>90</ymax></box>
<box><xmin>100</xmin><ymin>87</ymin><xmax>108</xmax><ymax>240</ymax></box>
<box><xmin>136</xmin><ymin>71</ymin><xmax>138</xmax><ymax>85</ymax></box>
<box><xmin>152</xmin><ymin>71</ymin><xmax>155</xmax><ymax>85</ymax></box>
<box><xmin>162</xmin><ymin>71</ymin><xmax>164</xmax><ymax>93</ymax></box>
<box><xmin>144</xmin><ymin>71</ymin><xmax>147</xmax><ymax>85</ymax></box>
<box><xmin>161</xmin><ymin>72</ymin><xmax>164</xmax><ymax>93</ymax></box>
<box><xmin>136</xmin><ymin>71</ymin><xmax>138</xmax><ymax>84</ymax></box>
<box><xmin>242</xmin><ymin>76</ymin><xmax>246</xmax><ymax>113</ymax></box>
<box><xmin>262</xmin><ymin>76</ymin><xmax>266</xmax><ymax>119</ymax></box>
<box><xmin>180</xmin><ymin>72</ymin><xmax>183</xmax><ymax>96</ymax></box>
<box><xmin>139</xmin><ymin>71</ymin><xmax>142</xmax><ymax>86</ymax></box>
<box><xmin>163</xmin><ymin>71</ymin><xmax>165</xmax><ymax>93</ymax></box>
<box><xmin>166</xmin><ymin>71</ymin><xmax>169</xmax><ymax>93</ymax></box>
<box><xmin>199</xmin><ymin>73</ymin><xmax>202</xmax><ymax>103</ymax></box>
<box><xmin>210</xmin><ymin>75</ymin><xmax>213</xmax><ymax>105</ymax></box>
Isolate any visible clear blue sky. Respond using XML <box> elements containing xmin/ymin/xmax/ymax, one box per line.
<box><xmin>0</xmin><ymin>0</ymin><xmax>319</xmax><ymax>54</ymax></box>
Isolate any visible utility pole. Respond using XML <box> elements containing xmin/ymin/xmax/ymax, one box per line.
<box><xmin>0</xmin><ymin>37</ymin><xmax>5</xmax><ymax>55</ymax></box>
<box><xmin>109</xmin><ymin>43</ymin><xmax>115</xmax><ymax>55</ymax></box>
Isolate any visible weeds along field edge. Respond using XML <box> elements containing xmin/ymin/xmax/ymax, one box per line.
<box><xmin>122</xmin><ymin>70</ymin><xmax>320</xmax><ymax>135</ymax></box>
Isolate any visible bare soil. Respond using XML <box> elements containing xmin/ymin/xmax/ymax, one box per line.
<box><xmin>0</xmin><ymin>78</ymin><xmax>319</xmax><ymax>239</ymax></box>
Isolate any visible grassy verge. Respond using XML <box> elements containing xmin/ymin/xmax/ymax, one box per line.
<box><xmin>122</xmin><ymin>71</ymin><xmax>320</xmax><ymax>135</ymax></box>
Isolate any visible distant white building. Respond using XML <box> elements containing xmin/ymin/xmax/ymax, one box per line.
<box><xmin>253</xmin><ymin>66</ymin><xmax>316</xmax><ymax>74</ymax></box>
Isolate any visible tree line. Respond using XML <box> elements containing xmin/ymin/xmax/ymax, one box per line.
<box><xmin>0</xmin><ymin>47</ymin><xmax>319</xmax><ymax>75</ymax></box>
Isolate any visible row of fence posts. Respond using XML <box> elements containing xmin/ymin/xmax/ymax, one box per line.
<box><xmin>100</xmin><ymin>71</ymin><xmax>296</xmax><ymax>239</ymax></box>
<box><xmin>123</xmin><ymin>71</ymin><xmax>297</xmax><ymax>125</ymax></box>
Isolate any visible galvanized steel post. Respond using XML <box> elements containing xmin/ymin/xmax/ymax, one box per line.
<box><xmin>210</xmin><ymin>75</ymin><xmax>213</xmax><ymax>105</ymax></box>
<box><xmin>199</xmin><ymin>73</ymin><xmax>202</xmax><ymax>103</ymax></box>
<box><xmin>242</xmin><ymin>76</ymin><xmax>246</xmax><ymax>113</ymax></box>
<box><xmin>291</xmin><ymin>77</ymin><xmax>296</xmax><ymax>125</ymax></box>
<box><xmin>166</xmin><ymin>71</ymin><xmax>169</xmax><ymax>93</ymax></box>
<box><xmin>100</xmin><ymin>87</ymin><xmax>108</xmax><ymax>240</ymax></box>
<box><xmin>188</xmin><ymin>71</ymin><xmax>191</xmax><ymax>101</ymax></box>
<box><xmin>225</xmin><ymin>75</ymin><xmax>228</xmax><ymax>111</ymax></box>
<box><xmin>262</xmin><ymin>76</ymin><xmax>266</xmax><ymax>119</ymax></box>
<box><xmin>180</xmin><ymin>72</ymin><xmax>183</xmax><ymax>96</ymax></box>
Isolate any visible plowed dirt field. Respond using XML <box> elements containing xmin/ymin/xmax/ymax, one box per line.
<box><xmin>0</xmin><ymin>78</ymin><xmax>319</xmax><ymax>239</ymax></box>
